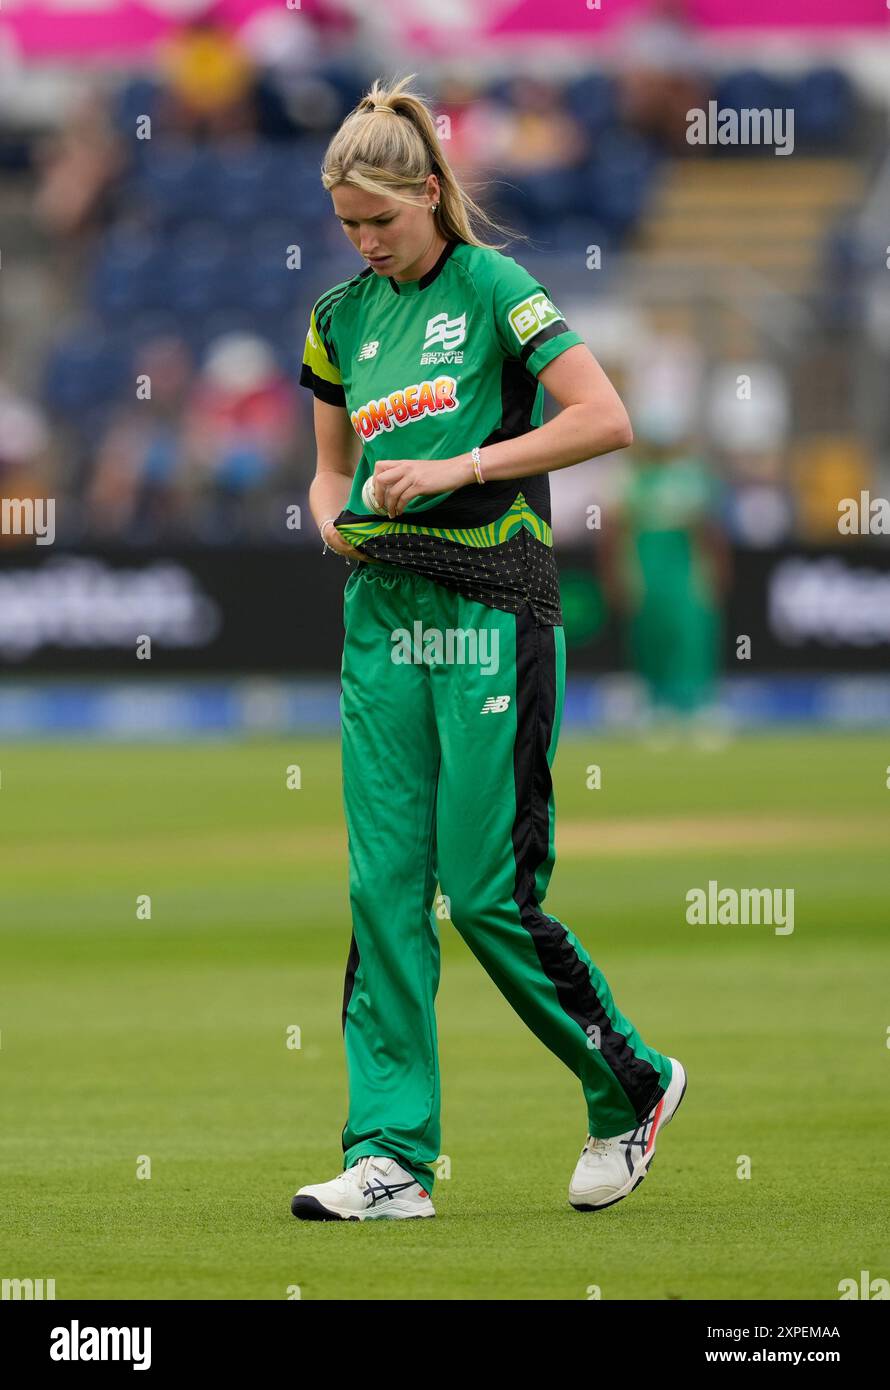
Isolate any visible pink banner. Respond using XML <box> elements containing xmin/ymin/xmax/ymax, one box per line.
<box><xmin>691</xmin><ymin>0</ymin><xmax>889</xmax><ymax>24</ymax></box>
<box><xmin>487</xmin><ymin>0</ymin><xmax>890</xmax><ymax>37</ymax></box>
<box><xmin>0</xmin><ymin>0</ymin><xmax>334</xmax><ymax>61</ymax></box>
<box><xmin>4</xmin><ymin>0</ymin><xmax>888</xmax><ymax>61</ymax></box>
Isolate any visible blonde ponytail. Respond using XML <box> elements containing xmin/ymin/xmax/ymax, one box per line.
<box><xmin>319</xmin><ymin>73</ymin><xmax>525</xmax><ymax>250</ymax></box>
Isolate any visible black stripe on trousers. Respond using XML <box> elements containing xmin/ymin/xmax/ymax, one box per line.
<box><xmin>511</xmin><ymin>605</ymin><xmax>665</xmax><ymax>1124</ymax></box>
<box><xmin>340</xmin><ymin>931</ymin><xmax>360</xmax><ymax>1157</ymax></box>
<box><xmin>342</xmin><ymin>932</ymin><xmax>360</xmax><ymax>1036</ymax></box>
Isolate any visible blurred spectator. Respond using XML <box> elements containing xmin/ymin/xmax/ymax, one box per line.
<box><xmin>237</xmin><ymin>5</ymin><xmax>353</xmax><ymax>136</ymax></box>
<box><xmin>0</xmin><ymin>380</ymin><xmax>54</xmax><ymax>550</ymax></box>
<box><xmin>86</xmin><ymin>337</ymin><xmax>195</xmax><ymax>540</ymax></box>
<box><xmin>157</xmin><ymin>20</ymin><xmax>259</xmax><ymax>141</ymax></box>
<box><xmin>496</xmin><ymin>77</ymin><xmax>589</xmax><ymax>173</ymax></box>
<box><xmin>33</xmin><ymin>90</ymin><xmax>125</xmax><ymax>238</ymax></box>
<box><xmin>0</xmin><ymin>379</ymin><xmax>51</xmax><ymax>483</ymax></box>
<box><xmin>790</xmin><ymin>434</ymin><xmax>874</xmax><ymax>542</ymax></box>
<box><xmin>625</xmin><ymin>333</ymin><xmax>704</xmax><ymax>444</ymax></box>
<box><xmin>183</xmin><ymin>332</ymin><xmax>297</xmax><ymax>538</ymax></box>
<box><xmin>704</xmin><ymin>359</ymin><xmax>794</xmax><ymax>544</ymax></box>
<box><xmin>705</xmin><ymin>360</ymin><xmax>791</xmax><ymax>455</ymax></box>
<box><xmin>434</xmin><ymin>74</ymin><xmax>517</xmax><ymax>178</ymax></box>
<box><xmin>612</xmin><ymin>0</ymin><xmax>710</xmax><ymax>154</ymax></box>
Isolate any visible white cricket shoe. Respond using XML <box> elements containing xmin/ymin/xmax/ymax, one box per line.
<box><xmin>291</xmin><ymin>1154</ymin><xmax>436</xmax><ymax>1222</ymax></box>
<box><xmin>569</xmin><ymin>1058</ymin><xmax>688</xmax><ymax>1212</ymax></box>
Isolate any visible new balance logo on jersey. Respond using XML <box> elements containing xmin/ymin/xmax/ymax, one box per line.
<box><xmin>508</xmin><ymin>292</ymin><xmax>564</xmax><ymax>345</ymax></box>
<box><xmin>481</xmin><ymin>695</ymin><xmax>511</xmax><ymax>714</ymax></box>
<box><xmin>358</xmin><ymin>340</ymin><xmax>380</xmax><ymax>360</ymax></box>
<box><xmin>351</xmin><ymin>377</ymin><xmax>459</xmax><ymax>440</ymax></box>
<box><xmin>421</xmin><ymin>311</ymin><xmax>466</xmax><ymax>365</ymax></box>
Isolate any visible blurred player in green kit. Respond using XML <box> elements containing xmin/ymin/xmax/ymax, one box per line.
<box><xmin>601</xmin><ymin>425</ymin><xmax>730</xmax><ymax>739</ymax></box>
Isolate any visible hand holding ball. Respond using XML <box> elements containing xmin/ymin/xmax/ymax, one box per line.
<box><xmin>362</xmin><ymin>475</ymin><xmax>389</xmax><ymax>516</ymax></box>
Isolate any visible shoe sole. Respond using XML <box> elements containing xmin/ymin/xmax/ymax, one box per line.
<box><xmin>570</xmin><ymin>1059</ymin><xmax>688</xmax><ymax>1213</ymax></box>
<box><xmin>291</xmin><ymin>1193</ymin><xmax>436</xmax><ymax>1222</ymax></box>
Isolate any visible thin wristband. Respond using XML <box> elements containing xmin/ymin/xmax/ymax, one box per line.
<box><xmin>471</xmin><ymin>445</ymin><xmax>485</xmax><ymax>484</ymax></box>
<box><xmin>320</xmin><ymin>517</ymin><xmax>339</xmax><ymax>553</ymax></box>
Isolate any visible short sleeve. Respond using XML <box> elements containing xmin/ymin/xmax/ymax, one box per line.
<box><xmin>490</xmin><ymin>256</ymin><xmax>585</xmax><ymax>378</ymax></box>
<box><xmin>299</xmin><ymin>301</ymin><xmax>346</xmax><ymax>407</ymax></box>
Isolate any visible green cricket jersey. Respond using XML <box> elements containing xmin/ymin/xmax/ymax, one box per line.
<box><xmin>299</xmin><ymin>237</ymin><xmax>585</xmax><ymax>625</ymax></box>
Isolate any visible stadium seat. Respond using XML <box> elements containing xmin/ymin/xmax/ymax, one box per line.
<box><xmin>167</xmin><ymin>225</ymin><xmax>239</xmax><ymax>316</ymax></box>
<box><xmin>563</xmin><ymin>72</ymin><xmax>618</xmax><ymax>137</ymax></box>
<box><xmin>793</xmin><ymin>67</ymin><xmax>855</xmax><ymax>146</ymax></box>
<box><xmin>132</xmin><ymin>142</ymin><xmax>215</xmax><ymax>227</ymax></box>
<box><xmin>548</xmin><ymin>216</ymin><xmax>615</xmax><ymax>259</ymax></box>
<box><xmin>42</xmin><ymin>329</ymin><xmax>132</xmax><ymax>418</ymax></box>
<box><xmin>574</xmin><ymin>132</ymin><xmax>658</xmax><ymax>234</ymax></box>
<box><xmin>714</xmin><ymin>71</ymin><xmax>794</xmax><ymax>156</ymax></box>
<box><xmin>209</xmin><ymin>144</ymin><xmax>286</xmax><ymax>225</ymax></box>
<box><xmin>88</xmin><ymin>229</ymin><xmax>166</xmax><ymax>319</ymax></box>
<box><xmin>113</xmin><ymin>77</ymin><xmax>162</xmax><ymax>145</ymax></box>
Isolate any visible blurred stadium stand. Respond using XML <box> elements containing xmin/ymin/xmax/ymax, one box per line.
<box><xmin>0</xmin><ymin>29</ymin><xmax>882</xmax><ymax>551</ymax></box>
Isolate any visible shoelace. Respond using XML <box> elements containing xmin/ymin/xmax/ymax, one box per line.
<box><xmin>343</xmin><ymin>1156</ymin><xmax>375</xmax><ymax>1187</ymax></box>
<box><xmin>584</xmin><ymin>1136</ymin><xmax>613</xmax><ymax>1156</ymax></box>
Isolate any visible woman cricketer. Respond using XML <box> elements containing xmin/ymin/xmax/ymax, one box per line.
<box><xmin>292</xmin><ymin>75</ymin><xmax>687</xmax><ymax>1221</ymax></box>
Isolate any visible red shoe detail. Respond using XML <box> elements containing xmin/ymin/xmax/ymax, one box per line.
<box><xmin>645</xmin><ymin>1097</ymin><xmax>665</xmax><ymax>1154</ymax></box>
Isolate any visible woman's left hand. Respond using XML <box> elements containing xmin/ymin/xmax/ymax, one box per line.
<box><xmin>371</xmin><ymin>456</ymin><xmax>472</xmax><ymax>517</ymax></box>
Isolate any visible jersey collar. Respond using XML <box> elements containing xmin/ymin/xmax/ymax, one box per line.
<box><xmin>386</xmin><ymin>238</ymin><xmax>460</xmax><ymax>296</ymax></box>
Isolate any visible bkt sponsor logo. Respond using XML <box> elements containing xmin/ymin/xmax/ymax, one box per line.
<box><xmin>508</xmin><ymin>293</ymin><xmax>564</xmax><ymax>345</ymax></box>
<box><xmin>350</xmin><ymin>376</ymin><xmax>459</xmax><ymax>440</ymax></box>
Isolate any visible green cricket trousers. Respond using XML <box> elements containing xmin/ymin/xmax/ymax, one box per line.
<box><xmin>338</xmin><ymin>559</ymin><xmax>673</xmax><ymax>1195</ymax></box>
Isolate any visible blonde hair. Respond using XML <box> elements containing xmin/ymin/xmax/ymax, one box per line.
<box><xmin>320</xmin><ymin>73</ymin><xmax>524</xmax><ymax>250</ymax></box>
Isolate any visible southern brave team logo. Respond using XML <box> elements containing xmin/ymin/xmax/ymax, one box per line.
<box><xmin>421</xmin><ymin>311</ymin><xmax>466</xmax><ymax>366</ymax></box>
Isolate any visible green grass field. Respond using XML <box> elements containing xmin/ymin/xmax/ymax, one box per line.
<box><xmin>2</xmin><ymin>731</ymin><xmax>888</xmax><ymax>1301</ymax></box>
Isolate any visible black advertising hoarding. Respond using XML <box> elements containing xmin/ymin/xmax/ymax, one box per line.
<box><xmin>0</xmin><ymin>544</ymin><xmax>888</xmax><ymax>674</ymax></box>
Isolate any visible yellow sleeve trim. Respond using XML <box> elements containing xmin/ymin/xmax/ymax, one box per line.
<box><xmin>303</xmin><ymin>308</ymin><xmax>342</xmax><ymax>387</ymax></box>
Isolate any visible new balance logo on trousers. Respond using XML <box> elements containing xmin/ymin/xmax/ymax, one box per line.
<box><xmin>292</xmin><ymin>563</ymin><xmax>686</xmax><ymax>1220</ymax></box>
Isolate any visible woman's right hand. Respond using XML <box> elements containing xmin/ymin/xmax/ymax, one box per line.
<box><xmin>322</xmin><ymin>522</ymin><xmax>381</xmax><ymax>564</ymax></box>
